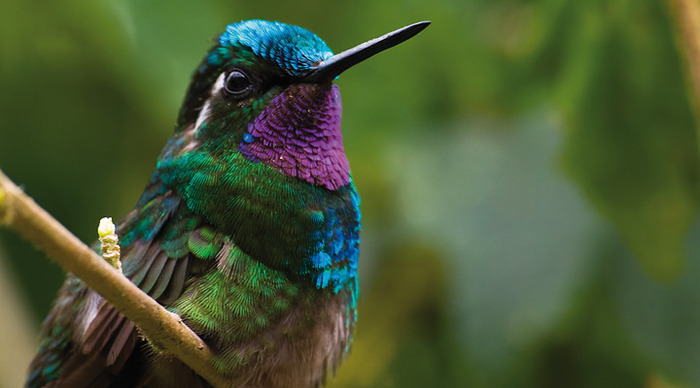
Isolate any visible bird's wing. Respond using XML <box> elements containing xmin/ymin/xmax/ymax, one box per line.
<box><xmin>27</xmin><ymin>186</ymin><xmax>202</xmax><ymax>387</ymax></box>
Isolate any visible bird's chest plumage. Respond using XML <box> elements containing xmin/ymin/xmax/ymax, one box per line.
<box><xmin>156</xmin><ymin>140</ymin><xmax>361</xmax><ymax>283</ymax></box>
<box><xmin>148</xmin><ymin>145</ymin><xmax>361</xmax><ymax>385</ymax></box>
<box><xmin>152</xmin><ymin>263</ymin><xmax>355</xmax><ymax>388</ymax></box>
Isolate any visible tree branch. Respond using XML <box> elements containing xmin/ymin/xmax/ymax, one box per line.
<box><xmin>0</xmin><ymin>169</ymin><xmax>230</xmax><ymax>387</ymax></box>
<box><xmin>668</xmin><ymin>0</ymin><xmax>700</xmax><ymax>135</ymax></box>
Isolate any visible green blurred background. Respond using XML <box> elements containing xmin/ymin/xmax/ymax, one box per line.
<box><xmin>1</xmin><ymin>0</ymin><xmax>699</xmax><ymax>387</ymax></box>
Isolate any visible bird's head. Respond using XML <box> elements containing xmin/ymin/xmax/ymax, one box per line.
<box><xmin>172</xmin><ymin>20</ymin><xmax>429</xmax><ymax>190</ymax></box>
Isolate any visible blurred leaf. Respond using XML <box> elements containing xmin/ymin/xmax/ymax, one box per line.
<box><xmin>553</xmin><ymin>1</ymin><xmax>699</xmax><ymax>280</ymax></box>
<box><xmin>613</xmin><ymin>215</ymin><xmax>700</xmax><ymax>385</ymax></box>
<box><xmin>385</xmin><ymin>113</ymin><xmax>603</xmax><ymax>383</ymax></box>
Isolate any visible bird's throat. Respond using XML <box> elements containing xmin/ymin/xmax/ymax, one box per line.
<box><xmin>238</xmin><ymin>84</ymin><xmax>350</xmax><ymax>191</ymax></box>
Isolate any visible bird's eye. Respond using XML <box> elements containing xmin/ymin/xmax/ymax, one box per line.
<box><xmin>224</xmin><ymin>70</ymin><xmax>253</xmax><ymax>97</ymax></box>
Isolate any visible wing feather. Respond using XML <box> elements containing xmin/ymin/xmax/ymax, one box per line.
<box><xmin>27</xmin><ymin>187</ymin><xmax>200</xmax><ymax>387</ymax></box>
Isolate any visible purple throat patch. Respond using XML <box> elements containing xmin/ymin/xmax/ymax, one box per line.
<box><xmin>239</xmin><ymin>84</ymin><xmax>350</xmax><ymax>190</ymax></box>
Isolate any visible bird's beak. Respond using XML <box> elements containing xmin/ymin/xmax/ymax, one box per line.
<box><xmin>301</xmin><ymin>21</ymin><xmax>430</xmax><ymax>84</ymax></box>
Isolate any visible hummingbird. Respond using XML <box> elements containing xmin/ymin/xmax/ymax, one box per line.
<box><xmin>26</xmin><ymin>19</ymin><xmax>429</xmax><ymax>387</ymax></box>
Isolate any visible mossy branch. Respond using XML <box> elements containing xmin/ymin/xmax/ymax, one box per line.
<box><xmin>0</xmin><ymin>169</ymin><xmax>230</xmax><ymax>387</ymax></box>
